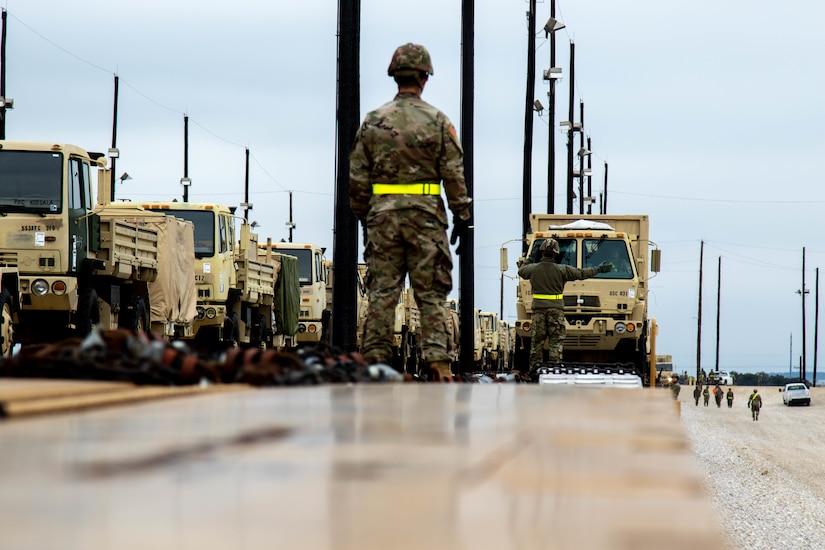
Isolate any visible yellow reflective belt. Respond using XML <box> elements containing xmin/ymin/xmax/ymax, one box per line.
<box><xmin>533</xmin><ymin>293</ymin><xmax>563</xmax><ymax>300</ymax></box>
<box><xmin>372</xmin><ymin>182</ymin><xmax>441</xmax><ymax>195</ymax></box>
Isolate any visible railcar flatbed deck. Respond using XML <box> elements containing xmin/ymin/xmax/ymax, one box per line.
<box><xmin>0</xmin><ymin>380</ymin><xmax>722</xmax><ymax>549</ymax></box>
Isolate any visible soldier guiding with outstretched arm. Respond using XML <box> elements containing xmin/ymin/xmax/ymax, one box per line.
<box><xmin>350</xmin><ymin>43</ymin><xmax>472</xmax><ymax>383</ymax></box>
<box><xmin>517</xmin><ymin>238</ymin><xmax>611</xmax><ymax>372</ymax></box>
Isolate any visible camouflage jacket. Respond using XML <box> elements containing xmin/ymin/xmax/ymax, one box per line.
<box><xmin>349</xmin><ymin>91</ymin><xmax>472</xmax><ymax>225</ymax></box>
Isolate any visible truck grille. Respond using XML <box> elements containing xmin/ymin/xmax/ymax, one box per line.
<box><xmin>565</xmin><ymin>335</ymin><xmax>603</xmax><ymax>348</ymax></box>
<box><xmin>564</xmin><ymin>295</ymin><xmax>601</xmax><ymax>307</ymax></box>
<box><xmin>0</xmin><ymin>251</ymin><xmax>19</xmax><ymax>268</ymax></box>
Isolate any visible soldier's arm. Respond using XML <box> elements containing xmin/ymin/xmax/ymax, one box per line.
<box><xmin>349</xmin><ymin>124</ymin><xmax>373</xmax><ymax>221</ymax></box>
<box><xmin>439</xmin><ymin>115</ymin><xmax>472</xmax><ymax>221</ymax></box>
<box><xmin>564</xmin><ymin>265</ymin><xmax>599</xmax><ymax>281</ymax></box>
<box><xmin>518</xmin><ymin>263</ymin><xmax>536</xmax><ymax>279</ymax></box>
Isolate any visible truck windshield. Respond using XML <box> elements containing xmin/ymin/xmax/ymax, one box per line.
<box><xmin>279</xmin><ymin>248</ymin><xmax>313</xmax><ymax>285</ymax></box>
<box><xmin>583</xmin><ymin>239</ymin><xmax>633</xmax><ymax>279</ymax></box>
<box><xmin>0</xmin><ymin>150</ymin><xmax>63</xmax><ymax>213</ymax></box>
<box><xmin>147</xmin><ymin>209</ymin><xmax>215</xmax><ymax>259</ymax></box>
<box><xmin>528</xmin><ymin>238</ymin><xmax>576</xmax><ymax>267</ymax></box>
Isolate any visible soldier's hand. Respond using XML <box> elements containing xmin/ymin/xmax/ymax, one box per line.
<box><xmin>598</xmin><ymin>261</ymin><xmax>613</xmax><ymax>273</ymax></box>
<box><xmin>450</xmin><ymin>216</ymin><xmax>470</xmax><ymax>255</ymax></box>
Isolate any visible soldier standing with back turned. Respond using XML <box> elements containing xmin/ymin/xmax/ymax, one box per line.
<box><xmin>350</xmin><ymin>43</ymin><xmax>472</xmax><ymax>383</ymax></box>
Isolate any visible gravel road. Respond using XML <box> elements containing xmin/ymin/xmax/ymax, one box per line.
<box><xmin>677</xmin><ymin>384</ymin><xmax>825</xmax><ymax>550</ymax></box>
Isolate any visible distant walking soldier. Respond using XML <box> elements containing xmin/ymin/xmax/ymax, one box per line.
<box><xmin>714</xmin><ymin>384</ymin><xmax>723</xmax><ymax>408</ymax></box>
<box><xmin>703</xmin><ymin>385</ymin><xmax>710</xmax><ymax>406</ymax></box>
<box><xmin>748</xmin><ymin>389</ymin><xmax>763</xmax><ymax>421</ymax></box>
<box><xmin>350</xmin><ymin>43</ymin><xmax>472</xmax><ymax>382</ymax></box>
<box><xmin>693</xmin><ymin>384</ymin><xmax>702</xmax><ymax>406</ymax></box>
<box><xmin>670</xmin><ymin>377</ymin><xmax>681</xmax><ymax>400</ymax></box>
<box><xmin>517</xmin><ymin>238</ymin><xmax>611</xmax><ymax>371</ymax></box>
<box><xmin>726</xmin><ymin>387</ymin><xmax>734</xmax><ymax>408</ymax></box>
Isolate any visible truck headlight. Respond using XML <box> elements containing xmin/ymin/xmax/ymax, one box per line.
<box><xmin>205</xmin><ymin>308</ymin><xmax>217</xmax><ymax>319</ymax></box>
<box><xmin>626</xmin><ymin>323</ymin><xmax>636</xmax><ymax>333</ymax></box>
<box><xmin>308</xmin><ymin>324</ymin><xmax>317</xmax><ymax>333</ymax></box>
<box><xmin>615</xmin><ymin>322</ymin><xmax>626</xmax><ymax>334</ymax></box>
<box><xmin>196</xmin><ymin>306</ymin><xmax>205</xmax><ymax>320</ymax></box>
<box><xmin>298</xmin><ymin>324</ymin><xmax>307</xmax><ymax>333</ymax></box>
<box><xmin>51</xmin><ymin>281</ymin><xmax>67</xmax><ymax>296</ymax></box>
<box><xmin>32</xmin><ymin>279</ymin><xmax>50</xmax><ymax>296</ymax></box>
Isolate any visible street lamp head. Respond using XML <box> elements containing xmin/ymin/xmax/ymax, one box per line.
<box><xmin>577</xmin><ymin>147</ymin><xmax>592</xmax><ymax>157</ymax></box>
<box><xmin>533</xmin><ymin>99</ymin><xmax>544</xmax><ymax>113</ymax></box>
<box><xmin>544</xmin><ymin>17</ymin><xmax>565</xmax><ymax>35</ymax></box>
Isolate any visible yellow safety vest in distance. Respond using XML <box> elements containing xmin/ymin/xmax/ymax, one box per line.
<box><xmin>533</xmin><ymin>293</ymin><xmax>563</xmax><ymax>300</ymax></box>
<box><xmin>372</xmin><ymin>182</ymin><xmax>441</xmax><ymax>195</ymax></box>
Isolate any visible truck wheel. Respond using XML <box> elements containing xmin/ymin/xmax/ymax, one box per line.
<box><xmin>0</xmin><ymin>289</ymin><xmax>14</xmax><ymax>357</ymax></box>
<box><xmin>76</xmin><ymin>288</ymin><xmax>100</xmax><ymax>337</ymax></box>
<box><xmin>121</xmin><ymin>296</ymin><xmax>149</xmax><ymax>333</ymax></box>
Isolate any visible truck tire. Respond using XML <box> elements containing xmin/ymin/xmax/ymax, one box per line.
<box><xmin>120</xmin><ymin>296</ymin><xmax>149</xmax><ymax>333</ymax></box>
<box><xmin>75</xmin><ymin>288</ymin><xmax>100</xmax><ymax>337</ymax></box>
<box><xmin>0</xmin><ymin>289</ymin><xmax>14</xmax><ymax>357</ymax></box>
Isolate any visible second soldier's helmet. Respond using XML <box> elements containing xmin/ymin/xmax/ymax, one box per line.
<box><xmin>388</xmin><ymin>43</ymin><xmax>434</xmax><ymax>77</ymax></box>
<box><xmin>539</xmin><ymin>238</ymin><xmax>560</xmax><ymax>256</ymax></box>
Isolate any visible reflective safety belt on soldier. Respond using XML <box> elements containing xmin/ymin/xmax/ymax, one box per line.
<box><xmin>372</xmin><ymin>182</ymin><xmax>441</xmax><ymax>195</ymax></box>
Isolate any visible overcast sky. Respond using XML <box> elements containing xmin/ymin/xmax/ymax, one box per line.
<box><xmin>3</xmin><ymin>0</ymin><xmax>825</xmax><ymax>375</ymax></box>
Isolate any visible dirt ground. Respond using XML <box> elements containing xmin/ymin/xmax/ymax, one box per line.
<box><xmin>675</xmin><ymin>383</ymin><xmax>825</xmax><ymax>549</ymax></box>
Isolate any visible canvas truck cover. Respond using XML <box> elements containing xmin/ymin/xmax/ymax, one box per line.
<box><xmin>151</xmin><ymin>216</ymin><xmax>197</xmax><ymax>325</ymax></box>
<box><xmin>97</xmin><ymin>209</ymin><xmax>197</xmax><ymax>327</ymax></box>
<box><xmin>267</xmin><ymin>253</ymin><xmax>300</xmax><ymax>337</ymax></box>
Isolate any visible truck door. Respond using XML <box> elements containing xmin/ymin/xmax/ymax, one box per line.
<box><xmin>67</xmin><ymin>158</ymin><xmax>91</xmax><ymax>274</ymax></box>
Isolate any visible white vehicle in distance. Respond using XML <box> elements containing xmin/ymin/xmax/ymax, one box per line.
<box><xmin>713</xmin><ymin>370</ymin><xmax>733</xmax><ymax>385</ymax></box>
<box><xmin>781</xmin><ymin>383</ymin><xmax>811</xmax><ymax>406</ymax></box>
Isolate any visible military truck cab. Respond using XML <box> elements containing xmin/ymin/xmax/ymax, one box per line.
<box><xmin>0</xmin><ymin>141</ymin><xmax>158</xmax><ymax>344</ymax></box>
<box><xmin>514</xmin><ymin>216</ymin><xmax>660</xmax><ymax>383</ymax></box>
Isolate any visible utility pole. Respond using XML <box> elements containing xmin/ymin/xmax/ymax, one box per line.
<box><xmin>182</xmin><ymin>115</ymin><xmax>191</xmax><ymax>202</ymax></box>
<box><xmin>602</xmin><ymin>161</ymin><xmax>608</xmax><ymax>214</ymax></box>
<box><xmin>715</xmin><ymin>256</ymin><xmax>721</xmax><ymax>374</ymax></box>
<box><xmin>586</xmin><ymin>136</ymin><xmax>593</xmax><ymax>214</ymax></box>
<box><xmin>287</xmin><ymin>191</ymin><xmax>294</xmax><ymax>242</ymax></box>
<box><xmin>815</xmin><ymin>267</ymin><xmax>820</xmax><ymax>387</ymax></box>
<box><xmin>578</xmin><ymin>101</ymin><xmax>584</xmax><ymax>215</ymax></box>
<box><xmin>544</xmin><ymin>4</ymin><xmax>563</xmax><ymax>214</ymax></box>
<box><xmin>0</xmin><ymin>8</ymin><xmax>10</xmax><ymax>139</ymax></box>
<box><xmin>696</xmin><ymin>240</ymin><xmax>704</xmax><ymax>381</ymax></box>
<box><xmin>565</xmin><ymin>41</ymin><xmax>575</xmax><ymax>214</ymax></box>
<box><xmin>243</xmin><ymin>147</ymin><xmax>250</xmax><ymax>221</ymax></box>
<box><xmin>521</xmin><ymin>0</ymin><xmax>537</xmax><ymax>253</ymax></box>
<box><xmin>331</xmin><ymin>0</ymin><xmax>360</xmax><ymax>352</ymax></box>
<box><xmin>798</xmin><ymin>247</ymin><xmax>809</xmax><ymax>383</ymax></box>
<box><xmin>458</xmin><ymin>0</ymin><xmax>476</xmax><ymax>374</ymax></box>
<box><xmin>110</xmin><ymin>75</ymin><xmax>119</xmax><ymax>201</ymax></box>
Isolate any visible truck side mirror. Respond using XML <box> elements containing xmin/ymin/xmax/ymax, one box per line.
<box><xmin>650</xmin><ymin>249</ymin><xmax>661</xmax><ymax>273</ymax></box>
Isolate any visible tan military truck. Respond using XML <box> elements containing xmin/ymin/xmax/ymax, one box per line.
<box><xmin>265</xmin><ymin>242</ymin><xmax>329</xmax><ymax>344</ymax></box>
<box><xmin>105</xmin><ymin>201</ymin><xmax>277</xmax><ymax>349</ymax></box>
<box><xmin>513</xmin><ymin>215</ymin><xmax>660</xmax><ymax>385</ymax></box>
<box><xmin>392</xmin><ymin>287</ymin><xmax>421</xmax><ymax>373</ymax></box>
<box><xmin>0</xmin><ymin>141</ymin><xmax>163</xmax><ymax>344</ymax></box>
<box><xmin>478</xmin><ymin>311</ymin><xmax>501</xmax><ymax>370</ymax></box>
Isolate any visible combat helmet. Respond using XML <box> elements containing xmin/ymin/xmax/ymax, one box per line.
<box><xmin>388</xmin><ymin>43</ymin><xmax>434</xmax><ymax>77</ymax></box>
<box><xmin>539</xmin><ymin>238</ymin><xmax>560</xmax><ymax>256</ymax></box>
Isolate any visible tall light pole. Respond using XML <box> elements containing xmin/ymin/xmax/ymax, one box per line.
<box><xmin>521</xmin><ymin>0</ymin><xmax>537</xmax><ymax>254</ymax></box>
<box><xmin>543</xmin><ymin>9</ymin><xmax>564</xmax><ymax>214</ymax></box>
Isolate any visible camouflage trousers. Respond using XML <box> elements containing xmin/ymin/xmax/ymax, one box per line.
<box><xmin>529</xmin><ymin>307</ymin><xmax>566</xmax><ymax>365</ymax></box>
<box><xmin>362</xmin><ymin>209</ymin><xmax>453</xmax><ymax>364</ymax></box>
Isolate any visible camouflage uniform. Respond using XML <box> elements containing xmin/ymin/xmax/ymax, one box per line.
<box><xmin>726</xmin><ymin>388</ymin><xmax>734</xmax><ymax>408</ymax></box>
<box><xmin>517</xmin><ymin>250</ymin><xmax>600</xmax><ymax>366</ymax></box>
<box><xmin>748</xmin><ymin>390</ymin><xmax>762</xmax><ymax>420</ymax></box>
<box><xmin>349</xmin><ymin>44</ymin><xmax>471</xmax><ymax>367</ymax></box>
<box><xmin>693</xmin><ymin>385</ymin><xmax>701</xmax><ymax>406</ymax></box>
